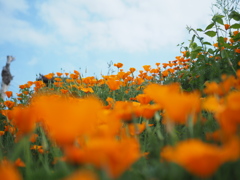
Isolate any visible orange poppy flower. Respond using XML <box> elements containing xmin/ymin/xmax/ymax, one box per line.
<box><xmin>233</xmin><ymin>31</ymin><xmax>239</xmax><ymax>36</ymax></box>
<box><xmin>161</xmin><ymin>139</ymin><xmax>227</xmax><ymax>178</ymax></box>
<box><xmin>27</xmin><ymin>81</ymin><xmax>34</xmax><ymax>86</ymax></box>
<box><xmin>44</xmin><ymin>73</ymin><xmax>54</xmax><ymax>80</ymax></box>
<box><xmin>64</xmin><ymin>137</ymin><xmax>140</xmax><ymax>178</ymax></box>
<box><xmin>63</xmin><ymin>169</ymin><xmax>98</xmax><ymax>180</ymax></box>
<box><xmin>125</xmin><ymin>123</ymin><xmax>146</xmax><ymax>136</ymax></box>
<box><xmin>235</xmin><ymin>49</ymin><xmax>240</xmax><ymax>53</ymax></box>
<box><xmin>203</xmin><ymin>81</ymin><xmax>219</xmax><ymax>95</ymax></box>
<box><xmin>60</xmin><ymin>89</ymin><xmax>68</xmax><ymax>94</ymax></box>
<box><xmin>19</xmin><ymin>84</ymin><xmax>26</xmax><ymax>89</ymax></box>
<box><xmin>156</xmin><ymin>63</ymin><xmax>160</xmax><ymax>67</ymax></box>
<box><xmin>22</xmin><ymin>91</ymin><xmax>29</xmax><ymax>95</ymax></box>
<box><xmin>0</xmin><ymin>160</ymin><xmax>22</xmax><ymax>180</ymax></box>
<box><xmin>144</xmin><ymin>83</ymin><xmax>200</xmax><ymax>124</ymax></box>
<box><xmin>56</xmin><ymin>72</ymin><xmax>63</xmax><ymax>77</ymax></box>
<box><xmin>129</xmin><ymin>67</ymin><xmax>136</xmax><ymax>73</ymax></box>
<box><xmin>142</xmin><ymin>65</ymin><xmax>151</xmax><ymax>72</ymax></box>
<box><xmin>14</xmin><ymin>158</ymin><xmax>25</xmax><ymax>167</ymax></box>
<box><xmin>66</xmin><ymin>79</ymin><xmax>74</xmax><ymax>83</ymax></box>
<box><xmin>161</xmin><ymin>70</ymin><xmax>169</xmax><ymax>77</ymax></box>
<box><xmin>29</xmin><ymin>133</ymin><xmax>38</xmax><ymax>143</ymax></box>
<box><xmin>31</xmin><ymin>95</ymin><xmax>103</xmax><ymax>146</ymax></box>
<box><xmin>5</xmin><ymin>91</ymin><xmax>12</xmax><ymax>98</ymax></box>
<box><xmin>0</xmin><ymin>131</ymin><xmax>5</xmax><ymax>136</ymax></box>
<box><xmin>134</xmin><ymin>77</ymin><xmax>144</xmax><ymax>85</ymax></box>
<box><xmin>224</xmin><ymin>24</ymin><xmax>230</xmax><ymax>30</ymax></box>
<box><xmin>113</xmin><ymin>101</ymin><xmax>140</xmax><ymax>121</ymax></box>
<box><xmin>80</xmin><ymin>87</ymin><xmax>94</xmax><ymax>93</ymax></box>
<box><xmin>74</xmin><ymin>70</ymin><xmax>80</xmax><ymax>75</ymax></box>
<box><xmin>53</xmin><ymin>82</ymin><xmax>63</xmax><ymax>87</ymax></box>
<box><xmin>135</xmin><ymin>94</ymin><xmax>152</xmax><ymax>105</ymax></box>
<box><xmin>135</xmin><ymin>104</ymin><xmax>161</xmax><ymax>119</ymax></box>
<box><xmin>215</xmin><ymin>91</ymin><xmax>240</xmax><ymax>136</ymax></box>
<box><xmin>54</xmin><ymin>77</ymin><xmax>62</xmax><ymax>82</ymax></box>
<box><xmin>6</xmin><ymin>105</ymin><xmax>37</xmax><ymax>136</ymax></box>
<box><xmin>4</xmin><ymin>100</ymin><xmax>15</xmax><ymax>109</ymax></box>
<box><xmin>114</xmin><ymin>63</ymin><xmax>123</xmax><ymax>68</ymax></box>
<box><xmin>106</xmin><ymin>79</ymin><xmax>121</xmax><ymax>91</ymax></box>
<box><xmin>70</xmin><ymin>74</ymin><xmax>79</xmax><ymax>79</ymax></box>
<box><xmin>4</xmin><ymin>125</ymin><xmax>16</xmax><ymax>135</ymax></box>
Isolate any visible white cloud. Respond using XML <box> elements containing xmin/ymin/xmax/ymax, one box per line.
<box><xmin>38</xmin><ymin>0</ymin><xmax>216</xmax><ymax>52</ymax></box>
<box><xmin>0</xmin><ymin>0</ymin><xmax>53</xmax><ymax>46</ymax></box>
<box><xmin>0</xmin><ymin>0</ymin><xmax>217</xmax><ymax>51</ymax></box>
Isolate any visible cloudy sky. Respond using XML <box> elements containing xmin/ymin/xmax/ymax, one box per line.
<box><xmin>0</xmin><ymin>0</ymin><xmax>216</xmax><ymax>94</ymax></box>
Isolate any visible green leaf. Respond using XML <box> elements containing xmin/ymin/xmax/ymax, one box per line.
<box><xmin>229</xmin><ymin>10</ymin><xmax>240</xmax><ymax>21</ymax></box>
<box><xmin>196</xmin><ymin>28</ymin><xmax>203</xmax><ymax>32</ymax></box>
<box><xmin>218</xmin><ymin>36</ymin><xmax>225</xmax><ymax>43</ymax></box>
<box><xmin>189</xmin><ymin>34</ymin><xmax>196</xmax><ymax>48</ymax></box>
<box><xmin>193</xmin><ymin>46</ymin><xmax>203</xmax><ymax>52</ymax></box>
<box><xmin>190</xmin><ymin>51</ymin><xmax>198</xmax><ymax>60</ymax></box>
<box><xmin>205</xmin><ymin>23</ymin><xmax>214</xmax><ymax>31</ymax></box>
<box><xmin>203</xmin><ymin>42</ymin><xmax>212</xmax><ymax>46</ymax></box>
<box><xmin>221</xmin><ymin>49</ymin><xmax>228</xmax><ymax>59</ymax></box>
<box><xmin>205</xmin><ymin>31</ymin><xmax>217</xmax><ymax>37</ymax></box>
<box><xmin>230</xmin><ymin>23</ymin><xmax>240</xmax><ymax>29</ymax></box>
<box><xmin>208</xmin><ymin>48</ymin><xmax>214</xmax><ymax>54</ymax></box>
<box><xmin>212</xmin><ymin>14</ymin><xmax>225</xmax><ymax>25</ymax></box>
<box><xmin>216</xmin><ymin>18</ymin><xmax>224</xmax><ymax>25</ymax></box>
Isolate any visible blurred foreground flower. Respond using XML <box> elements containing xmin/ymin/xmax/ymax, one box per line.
<box><xmin>144</xmin><ymin>83</ymin><xmax>201</xmax><ymax>124</ymax></box>
<box><xmin>161</xmin><ymin>138</ymin><xmax>240</xmax><ymax>178</ymax></box>
<box><xmin>64</xmin><ymin>137</ymin><xmax>140</xmax><ymax>178</ymax></box>
<box><xmin>0</xmin><ymin>160</ymin><xmax>22</xmax><ymax>180</ymax></box>
<box><xmin>63</xmin><ymin>169</ymin><xmax>98</xmax><ymax>180</ymax></box>
<box><xmin>31</xmin><ymin>95</ymin><xmax>103</xmax><ymax>146</ymax></box>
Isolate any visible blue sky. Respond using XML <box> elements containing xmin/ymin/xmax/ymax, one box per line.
<box><xmin>0</xmin><ymin>0</ymin><xmax>216</xmax><ymax>94</ymax></box>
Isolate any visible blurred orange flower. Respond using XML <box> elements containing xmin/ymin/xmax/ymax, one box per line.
<box><xmin>144</xmin><ymin>83</ymin><xmax>200</xmax><ymax>124</ymax></box>
<box><xmin>235</xmin><ymin>49</ymin><xmax>240</xmax><ymax>53</ymax></box>
<box><xmin>5</xmin><ymin>91</ymin><xmax>12</xmax><ymax>98</ymax></box>
<box><xmin>129</xmin><ymin>67</ymin><xmax>136</xmax><ymax>73</ymax></box>
<box><xmin>31</xmin><ymin>95</ymin><xmax>103</xmax><ymax>146</ymax></box>
<box><xmin>54</xmin><ymin>78</ymin><xmax>62</xmax><ymax>82</ymax></box>
<box><xmin>4</xmin><ymin>100</ymin><xmax>15</xmax><ymax>109</ymax></box>
<box><xmin>114</xmin><ymin>63</ymin><xmax>123</xmax><ymax>68</ymax></box>
<box><xmin>80</xmin><ymin>87</ymin><xmax>94</xmax><ymax>93</ymax></box>
<box><xmin>56</xmin><ymin>72</ymin><xmax>63</xmax><ymax>77</ymax></box>
<box><xmin>60</xmin><ymin>89</ymin><xmax>69</xmax><ymax>94</ymax></box>
<box><xmin>14</xmin><ymin>158</ymin><xmax>25</xmax><ymax>167</ymax></box>
<box><xmin>0</xmin><ymin>131</ymin><xmax>5</xmax><ymax>136</ymax></box>
<box><xmin>143</xmin><ymin>65</ymin><xmax>151</xmax><ymax>72</ymax></box>
<box><xmin>29</xmin><ymin>133</ymin><xmax>38</xmax><ymax>143</ymax></box>
<box><xmin>6</xmin><ymin>105</ymin><xmax>37</xmax><ymax>137</ymax></box>
<box><xmin>0</xmin><ymin>160</ymin><xmax>22</xmax><ymax>180</ymax></box>
<box><xmin>63</xmin><ymin>169</ymin><xmax>98</xmax><ymax>180</ymax></box>
<box><xmin>161</xmin><ymin>139</ymin><xmax>230</xmax><ymax>178</ymax></box>
<box><xmin>215</xmin><ymin>91</ymin><xmax>240</xmax><ymax>136</ymax></box>
<box><xmin>224</xmin><ymin>24</ymin><xmax>230</xmax><ymax>30</ymax></box>
<box><xmin>22</xmin><ymin>91</ymin><xmax>29</xmax><ymax>95</ymax></box>
<box><xmin>135</xmin><ymin>94</ymin><xmax>152</xmax><ymax>105</ymax></box>
<box><xmin>64</xmin><ymin>137</ymin><xmax>140</xmax><ymax>178</ymax></box>
<box><xmin>44</xmin><ymin>73</ymin><xmax>54</xmax><ymax>80</ymax></box>
<box><xmin>114</xmin><ymin>101</ymin><xmax>140</xmax><ymax>121</ymax></box>
<box><xmin>106</xmin><ymin>79</ymin><xmax>121</xmax><ymax>91</ymax></box>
